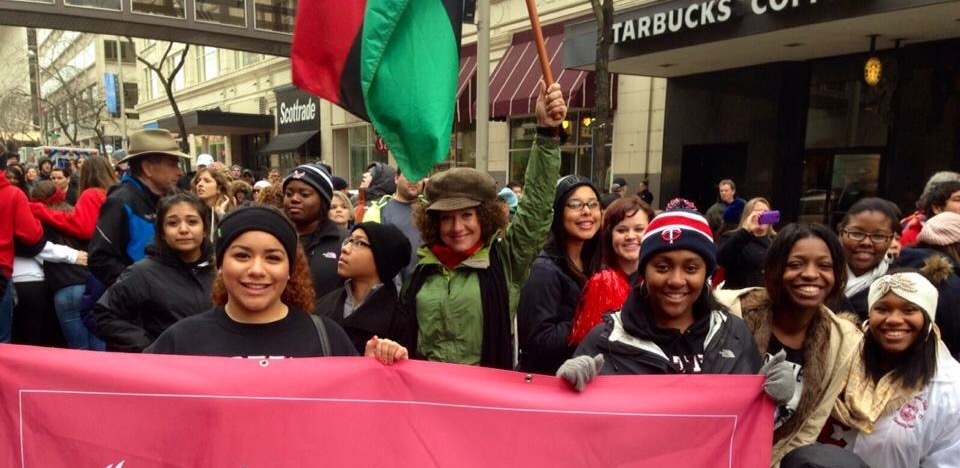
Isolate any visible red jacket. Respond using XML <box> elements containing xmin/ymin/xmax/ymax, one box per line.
<box><xmin>0</xmin><ymin>174</ymin><xmax>44</xmax><ymax>278</ymax></box>
<box><xmin>30</xmin><ymin>187</ymin><xmax>107</xmax><ymax>241</ymax></box>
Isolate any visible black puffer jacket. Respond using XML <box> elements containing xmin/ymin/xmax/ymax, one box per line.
<box><xmin>717</xmin><ymin>229</ymin><xmax>771</xmax><ymax>289</ymax></box>
<box><xmin>301</xmin><ymin>220</ymin><xmax>348</xmax><ymax>300</ymax></box>
<box><xmin>575</xmin><ymin>288</ymin><xmax>761</xmax><ymax>375</ymax></box>
<box><xmin>94</xmin><ymin>243</ymin><xmax>215</xmax><ymax>352</ymax></box>
<box><xmin>316</xmin><ymin>281</ymin><xmax>416</xmax><ymax>354</ymax></box>
<box><xmin>518</xmin><ymin>251</ymin><xmax>582</xmax><ymax>375</ymax></box>
<box><xmin>896</xmin><ymin>247</ymin><xmax>960</xmax><ymax>358</ymax></box>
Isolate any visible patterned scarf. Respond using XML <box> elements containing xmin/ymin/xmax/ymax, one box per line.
<box><xmin>831</xmin><ymin>337</ymin><xmax>931</xmax><ymax>434</ymax></box>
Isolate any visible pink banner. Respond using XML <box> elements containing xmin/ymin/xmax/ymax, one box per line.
<box><xmin>0</xmin><ymin>345</ymin><xmax>773</xmax><ymax>467</ymax></box>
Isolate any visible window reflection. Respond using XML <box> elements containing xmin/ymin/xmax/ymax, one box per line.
<box><xmin>255</xmin><ymin>0</ymin><xmax>295</xmax><ymax>33</ymax></box>
<box><xmin>64</xmin><ymin>0</ymin><xmax>121</xmax><ymax>10</ymax></box>
<box><xmin>132</xmin><ymin>0</ymin><xmax>185</xmax><ymax>19</ymax></box>
<box><xmin>196</xmin><ymin>0</ymin><xmax>245</xmax><ymax>27</ymax></box>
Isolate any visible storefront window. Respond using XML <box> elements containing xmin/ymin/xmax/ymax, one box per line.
<box><xmin>509</xmin><ymin>111</ymin><xmax>609</xmax><ymax>184</ymax></box>
<box><xmin>800</xmin><ymin>152</ymin><xmax>882</xmax><ymax>226</ymax></box>
<box><xmin>442</xmin><ymin>123</ymin><xmax>476</xmax><ymax>170</ymax></box>
<box><xmin>806</xmin><ymin>80</ymin><xmax>888</xmax><ymax>148</ymax></box>
<box><xmin>347</xmin><ymin>125</ymin><xmax>387</xmax><ymax>188</ymax></box>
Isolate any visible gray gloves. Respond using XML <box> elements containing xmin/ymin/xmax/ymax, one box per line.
<box><xmin>759</xmin><ymin>350</ymin><xmax>796</xmax><ymax>405</ymax></box>
<box><xmin>556</xmin><ymin>354</ymin><xmax>605</xmax><ymax>391</ymax></box>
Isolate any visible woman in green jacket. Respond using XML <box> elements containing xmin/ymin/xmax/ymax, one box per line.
<box><xmin>404</xmin><ymin>82</ymin><xmax>565</xmax><ymax>368</ymax></box>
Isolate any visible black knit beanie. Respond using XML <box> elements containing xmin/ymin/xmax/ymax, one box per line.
<box><xmin>283</xmin><ymin>164</ymin><xmax>334</xmax><ymax>204</ymax></box>
<box><xmin>215</xmin><ymin>206</ymin><xmax>299</xmax><ymax>272</ymax></box>
<box><xmin>554</xmin><ymin>175</ymin><xmax>600</xmax><ymax>213</ymax></box>
<box><xmin>352</xmin><ymin>222</ymin><xmax>412</xmax><ymax>284</ymax></box>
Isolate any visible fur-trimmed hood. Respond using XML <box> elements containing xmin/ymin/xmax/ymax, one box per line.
<box><xmin>714</xmin><ymin>287</ymin><xmax>863</xmax><ymax>466</ymax></box>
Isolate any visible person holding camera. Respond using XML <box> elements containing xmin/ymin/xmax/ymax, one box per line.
<box><xmin>717</xmin><ymin>197</ymin><xmax>777</xmax><ymax>289</ymax></box>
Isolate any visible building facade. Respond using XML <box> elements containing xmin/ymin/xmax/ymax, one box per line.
<box><xmin>565</xmin><ymin>0</ymin><xmax>960</xmax><ymax>221</ymax></box>
<box><xmin>133</xmin><ymin>0</ymin><xmax>668</xmax><ymax>201</ymax></box>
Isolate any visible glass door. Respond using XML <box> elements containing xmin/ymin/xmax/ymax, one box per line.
<box><xmin>800</xmin><ymin>151</ymin><xmax>883</xmax><ymax>226</ymax></box>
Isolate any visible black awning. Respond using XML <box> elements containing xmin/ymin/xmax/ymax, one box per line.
<box><xmin>156</xmin><ymin>109</ymin><xmax>273</xmax><ymax>135</ymax></box>
<box><xmin>257</xmin><ymin>130</ymin><xmax>318</xmax><ymax>154</ymax></box>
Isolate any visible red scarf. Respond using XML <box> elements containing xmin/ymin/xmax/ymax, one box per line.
<box><xmin>430</xmin><ymin>242</ymin><xmax>483</xmax><ymax>270</ymax></box>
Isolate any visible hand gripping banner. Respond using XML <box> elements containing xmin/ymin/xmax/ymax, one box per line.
<box><xmin>0</xmin><ymin>345</ymin><xmax>773</xmax><ymax>467</ymax></box>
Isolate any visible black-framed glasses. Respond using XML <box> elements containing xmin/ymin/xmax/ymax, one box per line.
<box><xmin>342</xmin><ymin>237</ymin><xmax>371</xmax><ymax>249</ymax></box>
<box><xmin>842</xmin><ymin>230</ymin><xmax>893</xmax><ymax>243</ymax></box>
<box><xmin>565</xmin><ymin>200</ymin><xmax>601</xmax><ymax>211</ymax></box>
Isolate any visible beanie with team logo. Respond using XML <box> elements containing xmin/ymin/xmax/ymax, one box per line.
<box><xmin>638</xmin><ymin>209</ymin><xmax>717</xmax><ymax>275</ymax></box>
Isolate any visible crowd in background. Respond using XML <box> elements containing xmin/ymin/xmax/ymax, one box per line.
<box><xmin>1</xmin><ymin>82</ymin><xmax>958</xmax><ymax>468</ymax></box>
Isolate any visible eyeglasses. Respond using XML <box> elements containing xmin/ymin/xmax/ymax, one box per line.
<box><xmin>842</xmin><ymin>230</ymin><xmax>893</xmax><ymax>243</ymax></box>
<box><xmin>342</xmin><ymin>237</ymin><xmax>371</xmax><ymax>249</ymax></box>
<box><xmin>565</xmin><ymin>200</ymin><xmax>601</xmax><ymax>211</ymax></box>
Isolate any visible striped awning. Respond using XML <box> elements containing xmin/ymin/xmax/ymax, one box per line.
<box><xmin>456</xmin><ymin>44</ymin><xmax>478</xmax><ymax>123</ymax></box>
<box><xmin>488</xmin><ymin>23</ymin><xmax>614</xmax><ymax>118</ymax></box>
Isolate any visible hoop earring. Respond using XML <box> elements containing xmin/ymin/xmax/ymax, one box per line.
<box><xmin>861</xmin><ymin>319</ymin><xmax>870</xmax><ymax>332</ymax></box>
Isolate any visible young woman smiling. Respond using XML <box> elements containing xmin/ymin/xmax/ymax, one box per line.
<box><xmin>815</xmin><ymin>271</ymin><xmax>960</xmax><ymax>467</ymax></box>
<box><xmin>147</xmin><ymin>206</ymin><xmax>406</xmax><ymax>362</ymax></box>
<box><xmin>715</xmin><ymin>223</ymin><xmax>863</xmax><ymax>465</ymax></box>
<box><xmin>518</xmin><ymin>175</ymin><xmax>603</xmax><ymax>374</ymax></box>
<box><xmin>568</xmin><ymin>196</ymin><xmax>654</xmax><ymax>346</ymax></box>
<box><xmin>835</xmin><ymin>198</ymin><xmax>901</xmax><ymax>319</ymax></box>
<box><xmin>561</xmin><ymin>210</ymin><xmax>772</xmax><ymax>385</ymax></box>
<box><xmin>95</xmin><ymin>192</ymin><xmax>215</xmax><ymax>352</ymax></box>
<box><xmin>404</xmin><ymin>82</ymin><xmax>565</xmax><ymax>369</ymax></box>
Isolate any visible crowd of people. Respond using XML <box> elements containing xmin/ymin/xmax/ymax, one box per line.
<box><xmin>1</xmin><ymin>82</ymin><xmax>958</xmax><ymax>467</ymax></box>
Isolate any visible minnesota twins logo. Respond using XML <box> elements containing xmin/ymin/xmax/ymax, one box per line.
<box><xmin>291</xmin><ymin>170</ymin><xmax>306</xmax><ymax>179</ymax></box>
<box><xmin>660</xmin><ymin>228</ymin><xmax>683</xmax><ymax>244</ymax></box>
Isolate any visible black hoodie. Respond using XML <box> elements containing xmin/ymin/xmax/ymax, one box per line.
<box><xmin>94</xmin><ymin>242</ymin><xmax>215</xmax><ymax>352</ymax></box>
<box><xmin>363</xmin><ymin>162</ymin><xmax>397</xmax><ymax>202</ymax></box>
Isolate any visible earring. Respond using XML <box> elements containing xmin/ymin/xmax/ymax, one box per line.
<box><xmin>861</xmin><ymin>319</ymin><xmax>870</xmax><ymax>332</ymax></box>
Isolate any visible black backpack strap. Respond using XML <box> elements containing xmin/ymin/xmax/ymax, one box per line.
<box><xmin>310</xmin><ymin>314</ymin><xmax>331</xmax><ymax>357</ymax></box>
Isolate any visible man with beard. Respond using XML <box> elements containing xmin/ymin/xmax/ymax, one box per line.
<box><xmin>363</xmin><ymin>167</ymin><xmax>426</xmax><ymax>281</ymax></box>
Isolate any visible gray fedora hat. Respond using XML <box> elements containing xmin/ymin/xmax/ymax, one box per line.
<box><xmin>117</xmin><ymin>129</ymin><xmax>190</xmax><ymax>164</ymax></box>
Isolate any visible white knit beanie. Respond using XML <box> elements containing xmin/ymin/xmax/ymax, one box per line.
<box><xmin>868</xmin><ymin>272</ymin><xmax>938</xmax><ymax>322</ymax></box>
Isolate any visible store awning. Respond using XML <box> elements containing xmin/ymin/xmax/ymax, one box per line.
<box><xmin>257</xmin><ymin>130</ymin><xmax>318</xmax><ymax>154</ymax></box>
<box><xmin>488</xmin><ymin>23</ymin><xmax>615</xmax><ymax>118</ymax></box>
<box><xmin>456</xmin><ymin>44</ymin><xmax>478</xmax><ymax>123</ymax></box>
<box><xmin>156</xmin><ymin>109</ymin><xmax>273</xmax><ymax>135</ymax></box>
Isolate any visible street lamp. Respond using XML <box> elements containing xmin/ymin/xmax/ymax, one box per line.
<box><xmin>26</xmin><ymin>49</ymin><xmax>44</xmax><ymax>145</ymax></box>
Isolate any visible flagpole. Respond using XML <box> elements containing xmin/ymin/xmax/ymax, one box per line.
<box><xmin>523</xmin><ymin>0</ymin><xmax>553</xmax><ymax>85</ymax></box>
<box><xmin>475</xmin><ymin>0</ymin><xmax>490</xmax><ymax>173</ymax></box>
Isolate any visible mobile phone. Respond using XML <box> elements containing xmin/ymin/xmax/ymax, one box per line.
<box><xmin>758</xmin><ymin>210</ymin><xmax>780</xmax><ymax>225</ymax></box>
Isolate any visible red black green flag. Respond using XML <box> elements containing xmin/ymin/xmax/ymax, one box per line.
<box><xmin>292</xmin><ymin>0</ymin><xmax>463</xmax><ymax>180</ymax></box>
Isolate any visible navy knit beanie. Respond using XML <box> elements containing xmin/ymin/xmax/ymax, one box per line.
<box><xmin>638</xmin><ymin>209</ymin><xmax>717</xmax><ymax>275</ymax></box>
<box><xmin>283</xmin><ymin>164</ymin><xmax>334</xmax><ymax>204</ymax></box>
